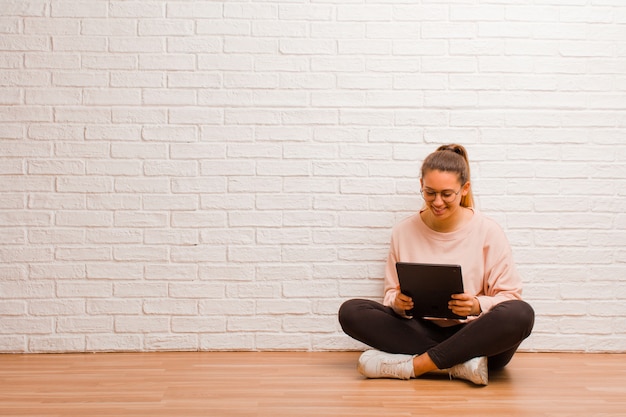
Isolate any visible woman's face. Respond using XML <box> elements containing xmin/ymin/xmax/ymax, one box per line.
<box><xmin>420</xmin><ymin>169</ymin><xmax>470</xmax><ymax>221</ymax></box>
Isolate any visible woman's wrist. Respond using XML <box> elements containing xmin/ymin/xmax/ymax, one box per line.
<box><xmin>472</xmin><ymin>297</ymin><xmax>482</xmax><ymax>316</ymax></box>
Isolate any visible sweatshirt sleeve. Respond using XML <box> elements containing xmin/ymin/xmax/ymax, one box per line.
<box><xmin>475</xmin><ymin>222</ymin><xmax>523</xmax><ymax>313</ymax></box>
<box><xmin>382</xmin><ymin>231</ymin><xmax>400</xmax><ymax>308</ymax></box>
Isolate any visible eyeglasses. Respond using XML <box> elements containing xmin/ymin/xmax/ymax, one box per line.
<box><xmin>420</xmin><ymin>187</ymin><xmax>462</xmax><ymax>203</ymax></box>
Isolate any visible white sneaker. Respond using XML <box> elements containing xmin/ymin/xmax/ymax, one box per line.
<box><xmin>357</xmin><ymin>349</ymin><xmax>414</xmax><ymax>380</ymax></box>
<box><xmin>449</xmin><ymin>356</ymin><xmax>488</xmax><ymax>385</ymax></box>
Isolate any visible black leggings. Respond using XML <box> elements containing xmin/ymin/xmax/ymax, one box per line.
<box><xmin>338</xmin><ymin>299</ymin><xmax>534</xmax><ymax>370</ymax></box>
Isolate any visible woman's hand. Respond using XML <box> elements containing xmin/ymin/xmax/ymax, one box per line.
<box><xmin>393</xmin><ymin>286</ymin><xmax>414</xmax><ymax>316</ymax></box>
<box><xmin>449</xmin><ymin>293</ymin><xmax>481</xmax><ymax>317</ymax></box>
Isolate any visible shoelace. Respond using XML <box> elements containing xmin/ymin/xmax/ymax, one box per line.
<box><xmin>380</xmin><ymin>360</ymin><xmax>408</xmax><ymax>379</ymax></box>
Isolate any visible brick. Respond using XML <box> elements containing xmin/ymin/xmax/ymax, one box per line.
<box><xmin>0</xmin><ymin>18</ymin><xmax>20</xmax><ymax>34</ymax></box>
<box><xmin>282</xmin><ymin>282</ymin><xmax>338</xmax><ymax>298</ymax></box>
<box><xmin>145</xmin><ymin>335</ymin><xmax>199</xmax><ymax>351</ymax></box>
<box><xmin>200</xmin><ymin>195</ymin><xmax>255</xmax><ymax>210</ymax></box>
<box><xmin>223</xmin><ymin>37</ymin><xmax>277</xmax><ymax>54</ymax></box>
<box><xmin>228</xmin><ymin>246</ymin><xmax>281</xmax><ymax>263</ymax></box>
<box><xmin>115</xmin><ymin>316</ymin><xmax>170</xmax><ymax>333</ymax></box>
<box><xmin>167</xmin><ymin>38</ymin><xmax>221</xmax><ymax>54</ymax></box>
<box><xmin>139</xmin><ymin>54</ymin><xmax>195</xmax><ymax>71</ymax></box>
<box><xmin>283</xmin><ymin>211</ymin><xmax>337</xmax><ymax>227</ymax></box>
<box><xmin>171</xmin><ymin>211</ymin><xmax>227</xmax><ymax>228</ymax></box>
<box><xmin>54</xmin><ymin>107</ymin><xmax>110</xmax><ymax>123</ymax></box>
<box><xmin>280</xmin><ymin>39</ymin><xmax>336</xmax><ymax>55</ymax></box>
<box><xmin>199</xmin><ymin>229</ymin><xmax>254</xmax><ymax>245</ymax></box>
<box><xmin>86</xmin><ymin>263</ymin><xmax>143</xmax><ymax>280</ymax></box>
<box><xmin>113</xmin><ymin>282</ymin><xmax>167</xmax><ymax>298</ymax></box>
<box><xmin>167</xmin><ymin>109</ymin><xmax>222</xmax><ymax>125</ymax></box>
<box><xmin>197</xmin><ymin>20</ymin><xmax>250</xmax><ymax>37</ymax></box>
<box><xmin>86</xmin><ymin>229</ymin><xmax>142</xmax><ymax>245</ymax></box>
<box><xmin>0</xmin><ymin>281</ymin><xmax>55</xmax><ymax>299</ymax></box>
<box><xmin>0</xmin><ymin>265</ymin><xmax>27</xmax><ymax>280</ymax></box>
<box><xmin>1</xmin><ymin>142</ymin><xmax>50</xmax><ymax>158</ymax></box>
<box><xmin>110</xmin><ymin>142</ymin><xmax>167</xmax><ymax>159</ymax></box>
<box><xmin>0</xmin><ymin>106</ymin><xmax>51</xmax><ymax>122</ymax></box>
<box><xmin>0</xmin><ymin>71</ymin><xmax>50</xmax><ymax>88</ymax></box>
<box><xmin>145</xmin><ymin>264</ymin><xmax>198</xmax><ymax>281</ymax></box>
<box><xmin>24</xmin><ymin>18</ymin><xmax>79</xmax><ymax>35</ymax></box>
<box><xmin>227</xmin><ymin>317</ymin><xmax>281</xmax><ymax>332</ymax></box>
<box><xmin>109</xmin><ymin>1</ymin><xmax>164</xmax><ymax>18</ymax></box>
<box><xmin>143</xmin><ymin>89</ymin><xmax>196</xmax><ymax>105</ymax></box>
<box><xmin>114</xmin><ymin>212</ymin><xmax>168</xmax><ymax>228</ymax></box>
<box><xmin>170</xmin><ymin>246</ymin><xmax>227</xmax><ymax>263</ymax></box>
<box><xmin>53</xmin><ymin>36</ymin><xmax>107</xmax><ymax>52</ymax></box>
<box><xmin>25</xmin><ymin>88</ymin><xmax>81</xmax><ymax>105</ymax></box>
<box><xmin>256</xmin><ymin>334</ymin><xmax>311</xmax><ymax>350</ymax></box>
<box><xmin>86</xmin><ymin>334</ymin><xmax>141</xmax><ymax>351</ymax></box>
<box><xmin>143</xmin><ymin>299</ymin><xmax>198</xmax><ymax>315</ymax></box>
<box><xmin>200</xmin><ymin>333</ymin><xmax>255</xmax><ymax>351</ymax></box>
<box><xmin>84</xmin><ymin>89</ymin><xmax>142</xmax><ymax>106</ymax></box>
<box><xmin>167</xmin><ymin>2</ymin><xmax>221</xmax><ymax>18</ymax></box>
<box><xmin>55</xmin><ymin>211</ymin><xmax>112</xmax><ymax>227</ymax></box>
<box><xmin>109</xmin><ymin>37</ymin><xmax>164</xmax><ymax>53</ymax></box>
<box><xmin>110</xmin><ymin>72</ymin><xmax>163</xmax><ymax>88</ymax></box>
<box><xmin>172</xmin><ymin>317</ymin><xmax>226</xmax><ymax>333</ymax></box>
<box><xmin>28</xmin><ymin>300</ymin><xmax>85</xmax><ymax>317</ymax></box>
<box><xmin>171</xmin><ymin>178</ymin><xmax>226</xmax><ymax>194</ymax></box>
<box><xmin>0</xmin><ymin>35</ymin><xmax>49</xmax><ymax>51</ymax></box>
<box><xmin>82</xmin><ymin>21</ymin><xmax>137</xmax><ymax>38</ymax></box>
<box><xmin>282</xmin><ymin>316</ymin><xmax>337</xmax><ymax>333</ymax></box>
<box><xmin>0</xmin><ymin>318</ymin><xmax>53</xmax><ymax>334</ymax></box>
<box><xmin>28</xmin><ymin>229</ymin><xmax>84</xmax><ymax>244</ymax></box>
<box><xmin>337</xmin><ymin>5</ymin><xmax>391</xmax><ymax>21</ymax></box>
<box><xmin>225</xmin><ymin>3</ymin><xmax>278</xmax><ymax>19</ymax></box>
<box><xmin>142</xmin><ymin>125</ymin><xmax>199</xmax><ymax>141</ymax></box>
<box><xmin>86</xmin><ymin>160</ymin><xmax>142</xmax><ymax>176</ymax></box>
<box><xmin>0</xmin><ymin>211</ymin><xmax>52</xmax><ymax>227</ymax></box>
<box><xmin>228</xmin><ymin>212</ymin><xmax>282</xmax><ymax>227</ymax></box>
<box><xmin>144</xmin><ymin>160</ymin><xmax>197</xmax><ymax>177</ymax></box>
<box><xmin>112</xmin><ymin>107</ymin><xmax>167</xmax><ymax>123</ymax></box>
<box><xmin>143</xmin><ymin>195</ymin><xmax>199</xmax><ymax>210</ymax></box>
<box><xmin>29</xmin><ymin>264</ymin><xmax>84</xmax><ymax>279</ymax></box>
<box><xmin>55</xmin><ymin>246</ymin><xmax>112</xmax><ymax>261</ymax></box>
<box><xmin>0</xmin><ymin>229</ymin><xmax>32</xmax><ymax>250</ymax></box>
<box><xmin>279</xmin><ymin>4</ymin><xmax>332</xmax><ymax>21</ymax></box>
<box><xmin>138</xmin><ymin>20</ymin><xmax>194</xmax><ymax>36</ymax></box>
<box><xmin>86</xmin><ymin>194</ymin><xmax>140</xmax><ymax>210</ymax></box>
<box><xmin>310</xmin><ymin>22</ymin><xmax>363</xmax><ymax>40</ymax></box>
<box><xmin>0</xmin><ymin>124</ymin><xmax>22</xmax><ymax>139</ymax></box>
<box><xmin>200</xmin><ymin>161</ymin><xmax>254</xmax><ymax>176</ymax></box>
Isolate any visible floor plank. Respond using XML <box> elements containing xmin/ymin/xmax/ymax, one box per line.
<box><xmin>1</xmin><ymin>352</ymin><xmax>625</xmax><ymax>416</ymax></box>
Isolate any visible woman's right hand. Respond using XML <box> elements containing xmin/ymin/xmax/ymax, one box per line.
<box><xmin>392</xmin><ymin>285</ymin><xmax>414</xmax><ymax>315</ymax></box>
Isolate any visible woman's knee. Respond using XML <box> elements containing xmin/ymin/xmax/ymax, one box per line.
<box><xmin>337</xmin><ymin>299</ymin><xmax>362</xmax><ymax>329</ymax></box>
<box><xmin>512</xmin><ymin>300</ymin><xmax>535</xmax><ymax>335</ymax></box>
<box><xmin>338</xmin><ymin>298</ymin><xmax>383</xmax><ymax>332</ymax></box>
<box><xmin>494</xmin><ymin>300</ymin><xmax>535</xmax><ymax>340</ymax></box>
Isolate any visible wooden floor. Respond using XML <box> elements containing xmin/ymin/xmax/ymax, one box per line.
<box><xmin>1</xmin><ymin>351</ymin><xmax>625</xmax><ymax>417</ymax></box>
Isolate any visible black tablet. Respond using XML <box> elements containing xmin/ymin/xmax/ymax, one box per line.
<box><xmin>395</xmin><ymin>262</ymin><xmax>466</xmax><ymax>319</ymax></box>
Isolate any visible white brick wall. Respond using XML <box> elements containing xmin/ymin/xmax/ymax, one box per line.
<box><xmin>1</xmin><ymin>0</ymin><xmax>625</xmax><ymax>353</ymax></box>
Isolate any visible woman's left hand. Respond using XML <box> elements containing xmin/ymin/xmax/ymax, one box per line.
<box><xmin>449</xmin><ymin>293</ymin><xmax>481</xmax><ymax>317</ymax></box>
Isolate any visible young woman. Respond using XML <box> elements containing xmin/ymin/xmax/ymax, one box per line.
<box><xmin>338</xmin><ymin>144</ymin><xmax>535</xmax><ymax>385</ymax></box>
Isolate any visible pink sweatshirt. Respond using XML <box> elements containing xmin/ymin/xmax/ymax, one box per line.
<box><xmin>383</xmin><ymin>209</ymin><xmax>523</xmax><ymax>324</ymax></box>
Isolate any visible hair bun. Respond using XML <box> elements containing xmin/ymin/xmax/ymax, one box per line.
<box><xmin>438</xmin><ymin>144</ymin><xmax>464</xmax><ymax>156</ymax></box>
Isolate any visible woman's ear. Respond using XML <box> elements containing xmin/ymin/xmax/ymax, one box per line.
<box><xmin>461</xmin><ymin>181</ymin><xmax>471</xmax><ymax>196</ymax></box>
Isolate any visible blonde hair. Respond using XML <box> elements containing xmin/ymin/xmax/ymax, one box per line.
<box><xmin>421</xmin><ymin>144</ymin><xmax>474</xmax><ymax>208</ymax></box>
